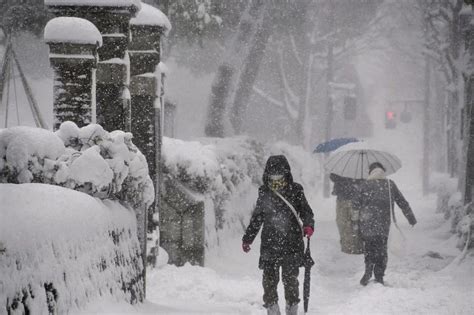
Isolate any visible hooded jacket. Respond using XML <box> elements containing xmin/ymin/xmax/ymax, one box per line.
<box><xmin>352</xmin><ymin>170</ymin><xmax>416</xmax><ymax>237</ymax></box>
<box><xmin>243</xmin><ymin>155</ymin><xmax>315</xmax><ymax>269</ymax></box>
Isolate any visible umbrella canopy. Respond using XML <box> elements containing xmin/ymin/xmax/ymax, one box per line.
<box><xmin>303</xmin><ymin>237</ymin><xmax>314</xmax><ymax>314</ymax></box>
<box><xmin>313</xmin><ymin>137</ymin><xmax>359</xmax><ymax>153</ymax></box>
<box><xmin>324</xmin><ymin>148</ymin><xmax>401</xmax><ymax>179</ymax></box>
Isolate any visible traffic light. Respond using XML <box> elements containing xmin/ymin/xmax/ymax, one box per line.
<box><xmin>385</xmin><ymin>110</ymin><xmax>396</xmax><ymax>129</ymax></box>
<box><xmin>400</xmin><ymin>109</ymin><xmax>412</xmax><ymax>123</ymax></box>
<box><xmin>344</xmin><ymin>96</ymin><xmax>357</xmax><ymax>120</ymax></box>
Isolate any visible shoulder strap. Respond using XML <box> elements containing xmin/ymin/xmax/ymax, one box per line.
<box><xmin>387</xmin><ymin>179</ymin><xmax>396</xmax><ymax>223</ymax></box>
<box><xmin>272</xmin><ymin>189</ymin><xmax>304</xmax><ymax>237</ymax></box>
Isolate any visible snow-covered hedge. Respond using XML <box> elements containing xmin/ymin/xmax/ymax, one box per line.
<box><xmin>432</xmin><ymin>173</ymin><xmax>473</xmax><ymax>250</ymax></box>
<box><xmin>0</xmin><ymin>123</ymin><xmax>154</xmax><ymax>311</ymax></box>
<box><xmin>161</xmin><ymin>136</ymin><xmax>320</xmax><ymax>254</ymax></box>
<box><xmin>0</xmin><ymin>184</ymin><xmax>144</xmax><ymax>314</ymax></box>
<box><xmin>0</xmin><ymin>123</ymin><xmax>154</xmax><ymax>209</ymax></box>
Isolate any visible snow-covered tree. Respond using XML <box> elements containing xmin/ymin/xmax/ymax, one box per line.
<box><xmin>419</xmin><ymin>0</ymin><xmax>467</xmax><ymax>178</ymax></box>
<box><xmin>249</xmin><ymin>0</ymin><xmax>382</xmax><ymax>148</ymax></box>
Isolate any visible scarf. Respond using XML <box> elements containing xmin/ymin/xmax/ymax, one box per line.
<box><xmin>367</xmin><ymin>167</ymin><xmax>386</xmax><ymax>180</ymax></box>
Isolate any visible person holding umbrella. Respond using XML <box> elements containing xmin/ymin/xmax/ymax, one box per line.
<box><xmin>353</xmin><ymin>162</ymin><xmax>417</xmax><ymax>286</ymax></box>
<box><xmin>242</xmin><ymin>155</ymin><xmax>315</xmax><ymax>315</ymax></box>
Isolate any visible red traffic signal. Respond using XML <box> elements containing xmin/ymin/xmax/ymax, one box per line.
<box><xmin>385</xmin><ymin>110</ymin><xmax>396</xmax><ymax>129</ymax></box>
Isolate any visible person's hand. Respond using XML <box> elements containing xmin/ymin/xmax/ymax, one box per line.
<box><xmin>242</xmin><ymin>242</ymin><xmax>251</xmax><ymax>253</ymax></box>
<box><xmin>303</xmin><ymin>226</ymin><xmax>314</xmax><ymax>238</ymax></box>
<box><xmin>409</xmin><ymin>218</ymin><xmax>417</xmax><ymax>227</ymax></box>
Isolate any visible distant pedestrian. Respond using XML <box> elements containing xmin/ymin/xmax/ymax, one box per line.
<box><xmin>353</xmin><ymin>162</ymin><xmax>417</xmax><ymax>286</ymax></box>
<box><xmin>330</xmin><ymin>173</ymin><xmax>364</xmax><ymax>254</ymax></box>
<box><xmin>242</xmin><ymin>155</ymin><xmax>315</xmax><ymax>315</ymax></box>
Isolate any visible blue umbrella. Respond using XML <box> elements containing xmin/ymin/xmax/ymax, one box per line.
<box><xmin>313</xmin><ymin>137</ymin><xmax>359</xmax><ymax>153</ymax></box>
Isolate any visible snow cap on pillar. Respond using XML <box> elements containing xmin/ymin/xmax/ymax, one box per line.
<box><xmin>130</xmin><ymin>3</ymin><xmax>172</xmax><ymax>36</ymax></box>
<box><xmin>44</xmin><ymin>17</ymin><xmax>102</xmax><ymax>47</ymax></box>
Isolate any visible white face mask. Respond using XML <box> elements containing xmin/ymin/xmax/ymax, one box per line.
<box><xmin>270</xmin><ymin>174</ymin><xmax>284</xmax><ymax>181</ymax></box>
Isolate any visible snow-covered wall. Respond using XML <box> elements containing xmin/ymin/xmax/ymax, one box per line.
<box><xmin>0</xmin><ymin>183</ymin><xmax>144</xmax><ymax>314</ymax></box>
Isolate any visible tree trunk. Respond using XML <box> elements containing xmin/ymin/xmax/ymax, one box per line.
<box><xmin>462</xmin><ymin>5</ymin><xmax>474</xmax><ymax>204</ymax></box>
<box><xmin>204</xmin><ymin>0</ymin><xmax>267</xmax><ymax>137</ymax></box>
<box><xmin>229</xmin><ymin>8</ymin><xmax>273</xmax><ymax>135</ymax></box>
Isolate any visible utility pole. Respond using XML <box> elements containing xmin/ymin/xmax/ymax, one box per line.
<box><xmin>323</xmin><ymin>2</ymin><xmax>335</xmax><ymax>198</ymax></box>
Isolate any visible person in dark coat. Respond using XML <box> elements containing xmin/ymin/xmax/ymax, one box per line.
<box><xmin>242</xmin><ymin>155</ymin><xmax>315</xmax><ymax>315</ymax></box>
<box><xmin>353</xmin><ymin>162</ymin><xmax>417</xmax><ymax>286</ymax></box>
<box><xmin>330</xmin><ymin>173</ymin><xmax>364</xmax><ymax>254</ymax></box>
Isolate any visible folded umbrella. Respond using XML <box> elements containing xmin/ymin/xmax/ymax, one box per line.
<box><xmin>303</xmin><ymin>237</ymin><xmax>314</xmax><ymax>314</ymax></box>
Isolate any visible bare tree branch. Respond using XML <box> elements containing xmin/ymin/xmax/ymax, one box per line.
<box><xmin>289</xmin><ymin>33</ymin><xmax>303</xmax><ymax>66</ymax></box>
<box><xmin>252</xmin><ymin>86</ymin><xmax>284</xmax><ymax>108</ymax></box>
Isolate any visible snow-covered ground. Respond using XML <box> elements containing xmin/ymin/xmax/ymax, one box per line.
<box><xmin>78</xmin><ymin>189</ymin><xmax>473</xmax><ymax>315</ymax></box>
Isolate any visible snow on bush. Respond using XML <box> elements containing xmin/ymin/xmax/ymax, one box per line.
<box><xmin>432</xmin><ymin>172</ymin><xmax>474</xmax><ymax>250</ymax></box>
<box><xmin>161</xmin><ymin>136</ymin><xmax>320</xmax><ymax>255</ymax></box>
<box><xmin>0</xmin><ymin>184</ymin><xmax>144</xmax><ymax>314</ymax></box>
<box><xmin>0</xmin><ymin>123</ymin><xmax>154</xmax><ymax>209</ymax></box>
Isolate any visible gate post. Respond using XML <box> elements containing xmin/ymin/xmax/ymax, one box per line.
<box><xmin>128</xmin><ymin>3</ymin><xmax>171</xmax><ymax>265</ymax></box>
<box><xmin>45</xmin><ymin>0</ymin><xmax>141</xmax><ymax>132</ymax></box>
<box><xmin>44</xmin><ymin>17</ymin><xmax>101</xmax><ymax>130</ymax></box>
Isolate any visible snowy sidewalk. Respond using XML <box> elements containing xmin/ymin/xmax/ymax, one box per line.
<box><xmin>94</xmin><ymin>193</ymin><xmax>473</xmax><ymax>315</ymax></box>
<box><xmin>77</xmin><ymin>181</ymin><xmax>473</xmax><ymax>315</ymax></box>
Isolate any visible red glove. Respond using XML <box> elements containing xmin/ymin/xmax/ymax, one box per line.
<box><xmin>303</xmin><ymin>226</ymin><xmax>314</xmax><ymax>238</ymax></box>
<box><xmin>242</xmin><ymin>242</ymin><xmax>251</xmax><ymax>253</ymax></box>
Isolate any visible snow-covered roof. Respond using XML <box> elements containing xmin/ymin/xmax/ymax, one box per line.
<box><xmin>44</xmin><ymin>17</ymin><xmax>103</xmax><ymax>47</ymax></box>
<box><xmin>45</xmin><ymin>0</ymin><xmax>141</xmax><ymax>10</ymax></box>
<box><xmin>130</xmin><ymin>3</ymin><xmax>171</xmax><ymax>36</ymax></box>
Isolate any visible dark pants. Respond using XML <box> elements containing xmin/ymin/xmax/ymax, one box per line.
<box><xmin>362</xmin><ymin>235</ymin><xmax>388</xmax><ymax>279</ymax></box>
<box><xmin>262</xmin><ymin>263</ymin><xmax>300</xmax><ymax>307</ymax></box>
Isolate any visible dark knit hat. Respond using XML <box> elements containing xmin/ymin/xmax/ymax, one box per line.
<box><xmin>369</xmin><ymin>162</ymin><xmax>386</xmax><ymax>174</ymax></box>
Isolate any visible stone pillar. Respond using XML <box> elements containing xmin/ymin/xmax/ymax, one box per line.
<box><xmin>128</xmin><ymin>3</ymin><xmax>171</xmax><ymax>268</ymax></box>
<box><xmin>44</xmin><ymin>17</ymin><xmax>101</xmax><ymax>130</ymax></box>
<box><xmin>129</xmin><ymin>4</ymin><xmax>170</xmax><ymax>170</ymax></box>
<box><xmin>129</xmin><ymin>3</ymin><xmax>170</xmax><ymax>206</ymax></box>
<box><xmin>45</xmin><ymin>0</ymin><xmax>140</xmax><ymax>132</ymax></box>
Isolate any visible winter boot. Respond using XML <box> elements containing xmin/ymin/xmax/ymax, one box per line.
<box><xmin>374</xmin><ymin>276</ymin><xmax>384</xmax><ymax>285</ymax></box>
<box><xmin>285</xmin><ymin>303</ymin><xmax>298</xmax><ymax>315</ymax></box>
<box><xmin>360</xmin><ymin>264</ymin><xmax>373</xmax><ymax>286</ymax></box>
<box><xmin>267</xmin><ymin>303</ymin><xmax>281</xmax><ymax>315</ymax></box>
